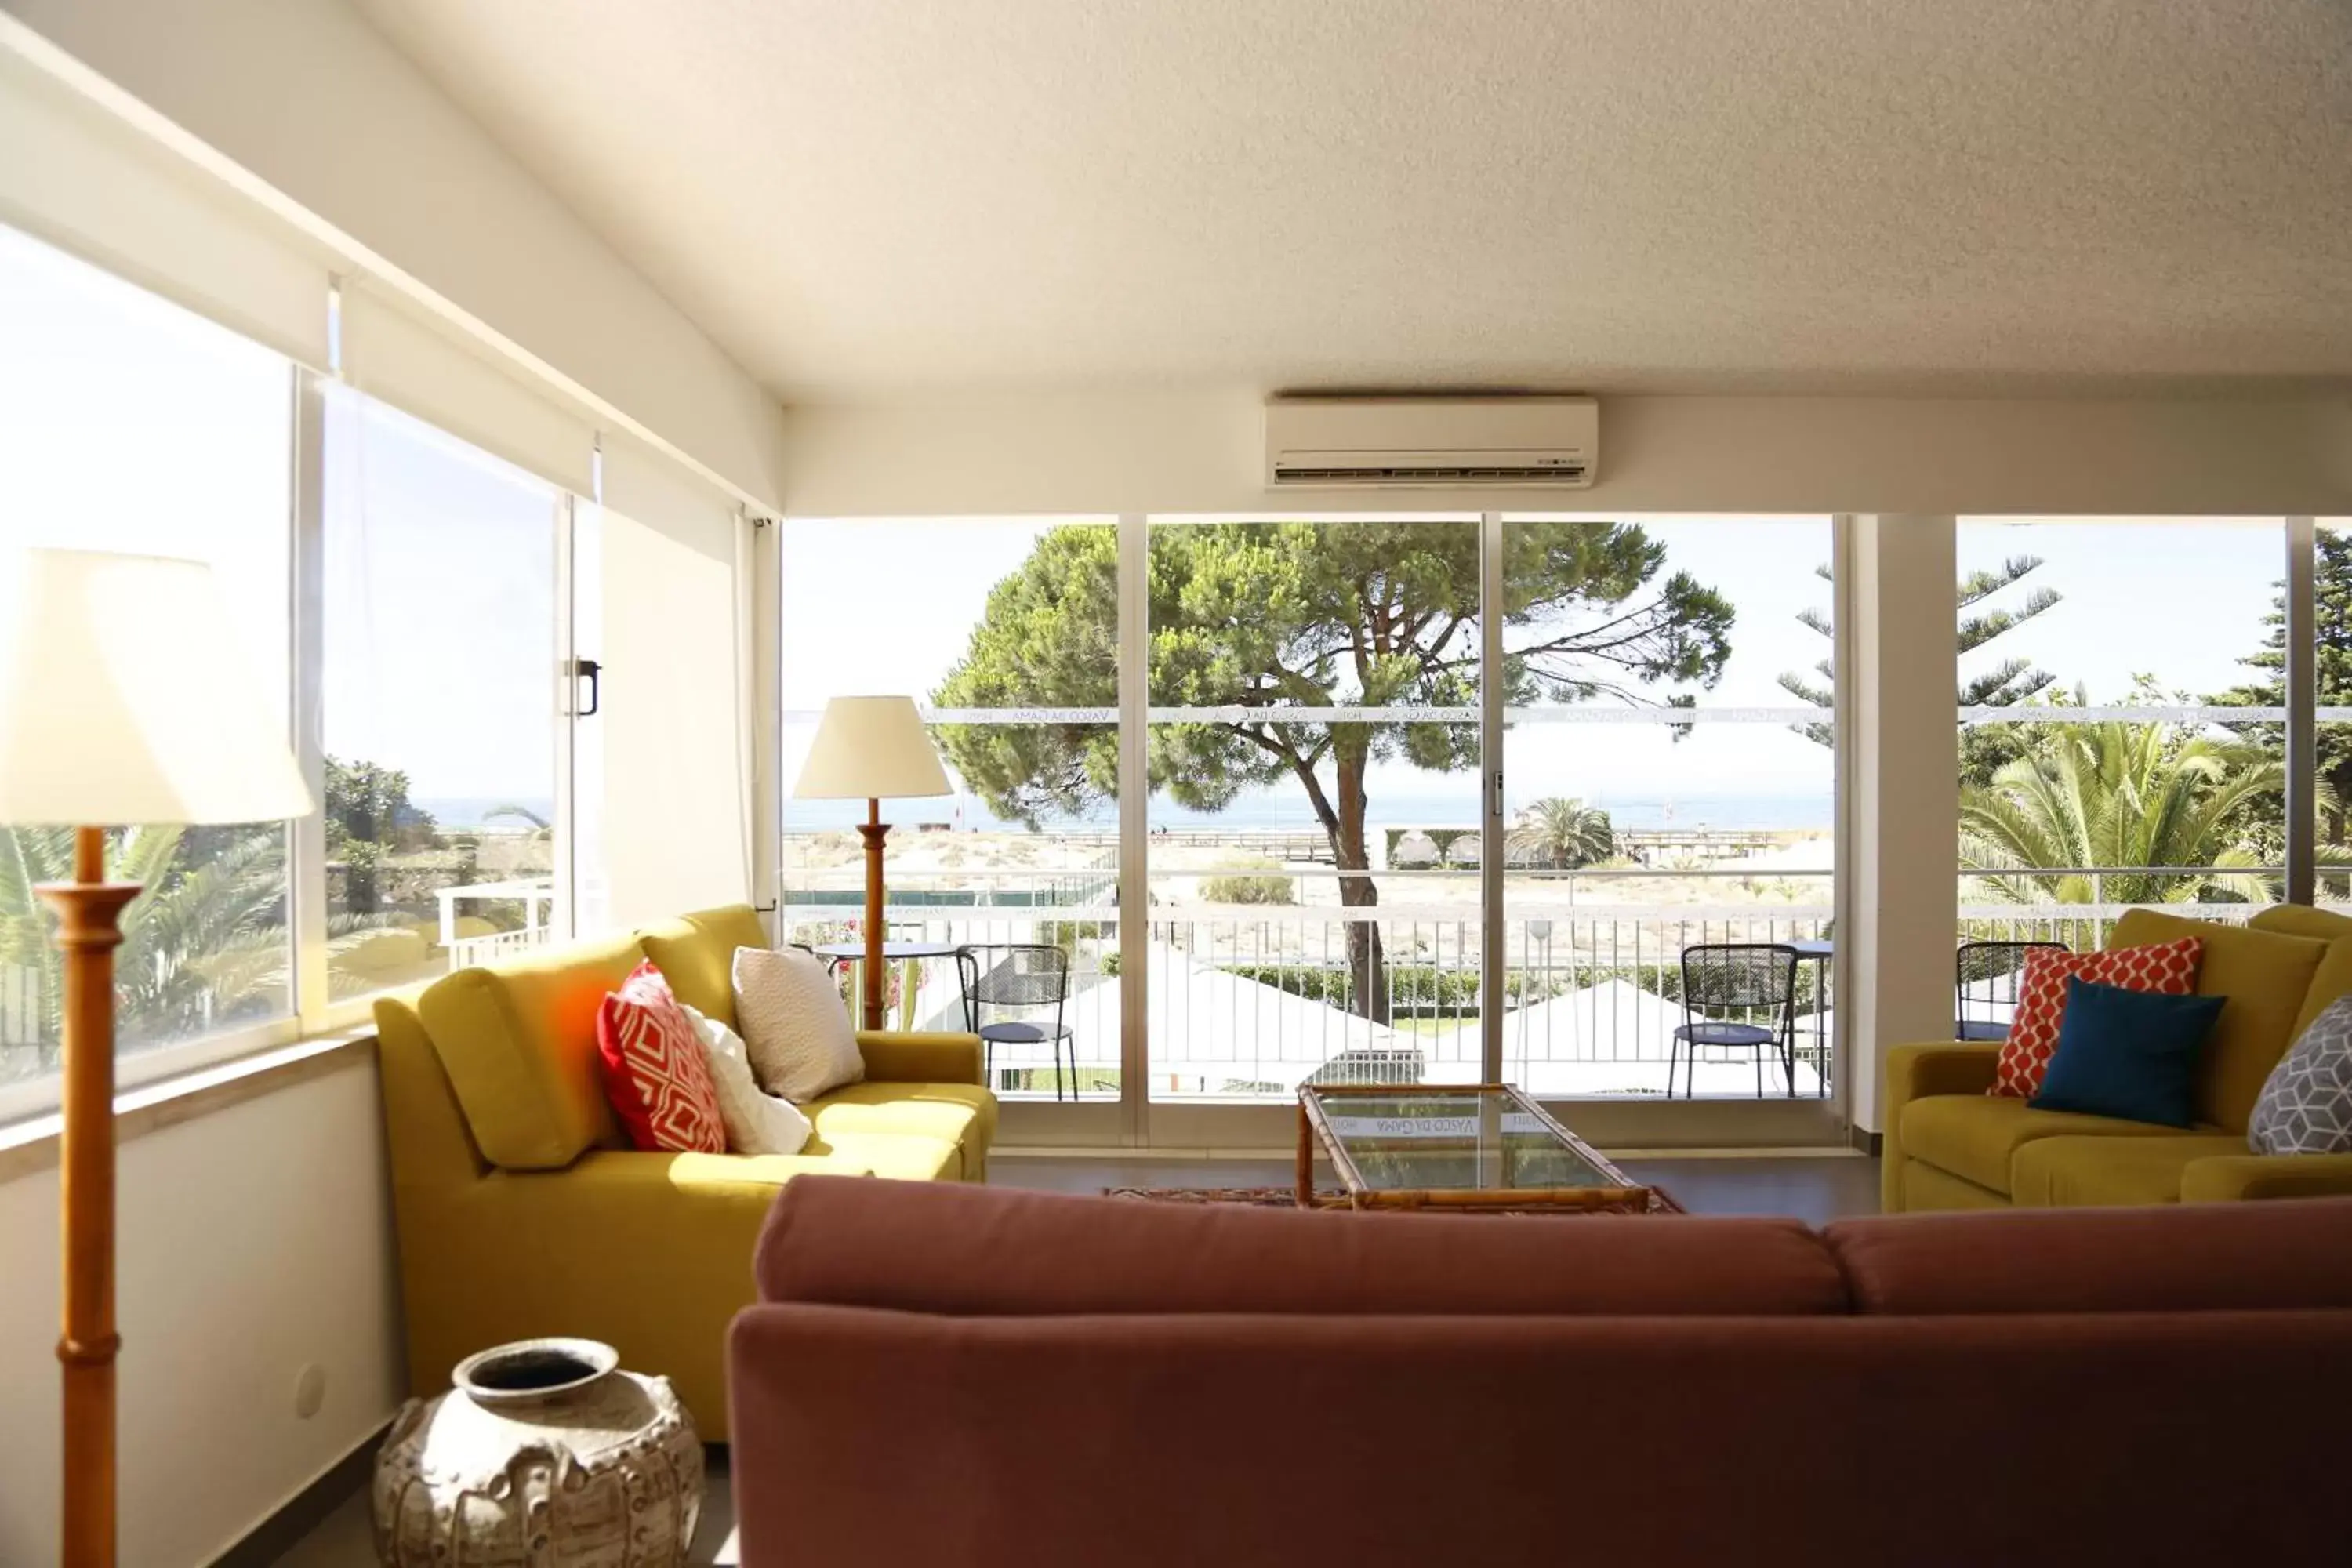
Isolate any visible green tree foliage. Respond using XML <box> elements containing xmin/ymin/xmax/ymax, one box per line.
<box><xmin>1199</xmin><ymin>858</ymin><xmax>1297</xmax><ymax>906</ymax></box>
<box><xmin>0</xmin><ymin>759</ymin><xmax>437</xmax><ymax>1076</ymax></box>
<box><xmin>934</xmin><ymin>521</ymin><xmax>1732</xmax><ymax>1020</ymax></box>
<box><xmin>1778</xmin><ymin>556</ymin><xmax>2061</xmax><ymax>784</ymax></box>
<box><xmin>1958</xmin><ymin>713</ymin><xmax>2279</xmax><ymax>906</ymax></box>
<box><xmin>325</xmin><ymin>757</ymin><xmax>437</xmax><ymax>915</ymax></box>
<box><xmin>2213</xmin><ymin>529</ymin><xmax>2352</xmax><ymax>851</ymax></box>
<box><xmin>0</xmin><ymin>823</ymin><xmax>290</xmax><ymax>1063</ymax></box>
<box><xmin>1508</xmin><ymin>797</ymin><xmax>1617</xmax><ymax>869</ymax></box>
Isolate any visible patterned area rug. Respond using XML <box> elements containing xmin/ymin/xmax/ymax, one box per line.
<box><xmin>1105</xmin><ymin>1185</ymin><xmax>1682</xmax><ymax>1215</ymax></box>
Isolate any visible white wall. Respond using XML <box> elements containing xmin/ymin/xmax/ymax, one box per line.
<box><xmin>779</xmin><ymin>390</ymin><xmax>2352</xmax><ymax>517</ymax></box>
<box><xmin>1</xmin><ymin>0</ymin><xmax>789</xmax><ymax>512</ymax></box>
<box><xmin>0</xmin><ymin>1057</ymin><xmax>402</xmax><ymax>1566</ymax></box>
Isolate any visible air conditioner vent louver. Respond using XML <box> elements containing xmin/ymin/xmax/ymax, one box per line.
<box><xmin>1265</xmin><ymin>397</ymin><xmax>1596</xmax><ymax>490</ymax></box>
<box><xmin>1276</xmin><ymin>463</ymin><xmax>1588</xmax><ymax>485</ymax></box>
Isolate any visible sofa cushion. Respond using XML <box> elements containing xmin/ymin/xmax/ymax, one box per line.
<box><xmin>1824</xmin><ymin>1197</ymin><xmax>2352</xmax><ymax>1313</ymax></box>
<box><xmin>734</xmin><ymin>946</ymin><xmax>866</xmax><ymax>1102</ymax></box>
<box><xmin>2030</xmin><ymin>978</ymin><xmax>2223</xmax><ymax>1128</ymax></box>
<box><xmin>1992</xmin><ymin>938</ymin><xmax>2202</xmax><ymax>1100</ymax></box>
<box><xmin>637</xmin><ymin>904</ymin><xmax>771</xmax><ymax>1028</ymax></box>
<box><xmin>804</xmin><ymin>1131</ymin><xmax>964</xmax><ymax>1182</ymax></box>
<box><xmin>596</xmin><ymin>961</ymin><xmax>728</xmax><ymax>1153</ymax></box>
<box><xmin>2248</xmin><ymin>905</ymin><xmax>2352</xmax><ymax>942</ymax></box>
<box><xmin>754</xmin><ymin>1176</ymin><xmax>1852</xmax><ymax>1317</ymax></box>
<box><xmin>1900</xmin><ymin>1093</ymin><xmax>2188</xmax><ymax>1196</ymax></box>
<box><xmin>2250</xmin><ymin>905</ymin><xmax>2352</xmax><ymax>1035</ymax></box>
<box><xmin>2009</xmin><ymin>1133</ymin><xmax>2251</xmax><ymax>1207</ymax></box>
<box><xmin>2109</xmin><ymin>909</ymin><xmax>2328</xmax><ymax>1132</ymax></box>
<box><xmin>2249</xmin><ymin>994</ymin><xmax>2352</xmax><ymax>1156</ymax></box>
<box><xmin>806</xmin><ymin>1082</ymin><xmax>996</xmax><ymax>1179</ymax></box>
<box><xmin>418</xmin><ymin>931</ymin><xmax>646</xmax><ymax>1170</ymax></box>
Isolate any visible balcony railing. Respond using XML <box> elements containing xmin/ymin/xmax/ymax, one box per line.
<box><xmin>441</xmin><ymin>878</ymin><xmax>560</xmax><ymax>970</ymax></box>
<box><xmin>781</xmin><ymin>858</ymin><xmax>2288</xmax><ymax>1104</ymax></box>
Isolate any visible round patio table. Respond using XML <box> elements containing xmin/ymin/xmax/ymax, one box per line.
<box><xmin>809</xmin><ymin>940</ymin><xmax>970</xmax><ymax>1029</ymax></box>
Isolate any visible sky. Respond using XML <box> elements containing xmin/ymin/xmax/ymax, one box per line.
<box><xmin>0</xmin><ymin>218</ymin><xmax>2298</xmax><ymax>838</ymax></box>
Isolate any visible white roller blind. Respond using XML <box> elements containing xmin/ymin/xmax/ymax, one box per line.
<box><xmin>0</xmin><ymin>43</ymin><xmax>332</xmax><ymax>369</ymax></box>
<box><xmin>594</xmin><ymin>434</ymin><xmax>753</xmax><ymax>924</ymax></box>
<box><xmin>341</xmin><ymin>281</ymin><xmax>597</xmax><ymax>499</ymax></box>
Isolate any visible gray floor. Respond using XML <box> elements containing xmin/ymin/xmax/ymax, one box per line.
<box><xmin>273</xmin><ymin>1152</ymin><xmax>1875</xmax><ymax>1564</ymax></box>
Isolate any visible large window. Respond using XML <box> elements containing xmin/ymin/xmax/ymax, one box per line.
<box><xmin>1142</xmin><ymin>516</ymin><xmax>1483</xmax><ymax>1100</ymax></box>
<box><xmin>778</xmin><ymin>517</ymin><xmax>1120</xmax><ymax>1101</ymax></box>
<box><xmin>0</xmin><ymin>224</ymin><xmax>296</xmax><ymax>1088</ymax></box>
<box><xmin>777</xmin><ymin>513</ymin><xmax>1847</xmax><ymax>1112</ymax></box>
<box><xmin>1501</xmin><ymin>515</ymin><xmax>1836</xmax><ymax>1099</ymax></box>
<box><xmin>1956</xmin><ymin>517</ymin><xmax>2285</xmax><ymax>956</ymax></box>
<box><xmin>321</xmin><ymin>391</ymin><xmax>564</xmax><ymax>993</ymax></box>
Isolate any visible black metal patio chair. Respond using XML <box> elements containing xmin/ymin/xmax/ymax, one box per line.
<box><xmin>1955</xmin><ymin>940</ymin><xmax>2069</xmax><ymax>1041</ymax></box>
<box><xmin>1671</xmin><ymin>943</ymin><xmax>1802</xmax><ymax>1099</ymax></box>
<box><xmin>960</xmin><ymin>942</ymin><xmax>1078</xmax><ymax>1100</ymax></box>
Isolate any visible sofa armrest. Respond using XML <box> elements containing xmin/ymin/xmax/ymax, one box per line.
<box><xmin>857</xmin><ymin>1030</ymin><xmax>984</xmax><ymax>1085</ymax></box>
<box><xmin>1883</xmin><ymin>1042</ymin><xmax>2001</xmax><ymax>1115</ymax></box>
<box><xmin>2180</xmin><ymin>1152</ymin><xmax>2352</xmax><ymax>1203</ymax></box>
<box><xmin>1880</xmin><ymin>1043</ymin><xmax>2002</xmax><ymax>1212</ymax></box>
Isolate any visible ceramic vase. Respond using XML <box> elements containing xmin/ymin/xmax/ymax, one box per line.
<box><xmin>372</xmin><ymin>1338</ymin><xmax>702</xmax><ymax>1566</ymax></box>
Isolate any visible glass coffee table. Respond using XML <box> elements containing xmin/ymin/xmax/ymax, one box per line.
<box><xmin>1296</xmin><ymin>1083</ymin><xmax>1655</xmax><ymax>1212</ymax></box>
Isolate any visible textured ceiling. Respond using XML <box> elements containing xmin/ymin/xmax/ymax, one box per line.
<box><xmin>352</xmin><ymin>0</ymin><xmax>2352</xmax><ymax>404</ymax></box>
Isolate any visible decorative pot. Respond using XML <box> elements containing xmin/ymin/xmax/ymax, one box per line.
<box><xmin>372</xmin><ymin>1338</ymin><xmax>703</xmax><ymax>1566</ymax></box>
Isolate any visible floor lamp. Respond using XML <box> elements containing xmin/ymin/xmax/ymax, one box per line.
<box><xmin>0</xmin><ymin>549</ymin><xmax>313</xmax><ymax>1568</ymax></box>
<box><xmin>792</xmin><ymin>695</ymin><xmax>950</xmax><ymax>1031</ymax></box>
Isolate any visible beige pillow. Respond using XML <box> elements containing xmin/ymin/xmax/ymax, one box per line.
<box><xmin>731</xmin><ymin>946</ymin><xmax>866</xmax><ymax>1103</ymax></box>
<box><xmin>681</xmin><ymin>1004</ymin><xmax>813</xmax><ymax>1156</ymax></box>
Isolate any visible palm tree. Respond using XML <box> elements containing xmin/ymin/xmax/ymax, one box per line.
<box><xmin>1958</xmin><ymin>718</ymin><xmax>2281</xmax><ymax>906</ymax></box>
<box><xmin>0</xmin><ymin>824</ymin><xmax>309</xmax><ymax>1067</ymax></box>
<box><xmin>1508</xmin><ymin>797</ymin><xmax>1617</xmax><ymax>870</ymax></box>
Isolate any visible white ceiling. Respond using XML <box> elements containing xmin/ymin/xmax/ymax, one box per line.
<box><xmin>353</xmin><ymin>0</ymin><xmax>2352</xmax><ymax>405</ymax></box>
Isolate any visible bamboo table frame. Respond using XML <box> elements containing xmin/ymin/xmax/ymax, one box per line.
<box><xmin>1296</xmin><ymin>1083</ymin><xmax>1653</xmax><ymax>1212</ymax></box>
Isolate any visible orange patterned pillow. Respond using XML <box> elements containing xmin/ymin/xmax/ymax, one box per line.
<box><xmin>1989</xmin><ymin>938</ymin><xmax>2205</xmax><ymax>1099</ymax></box>
<box><xmin>597</xmin><ymin>960</ymin><xmax>728</xmax><ymax>1152</ymax></box>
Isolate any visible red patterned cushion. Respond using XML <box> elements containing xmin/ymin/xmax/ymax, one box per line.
<box><xmin>1989</xmin><ymin>938</ymin><xmax>2205</xmax><ymax>1100</ymax></box>
<box><xmin>596</xmin><ymin>961</ymin><xmax>727</xmax><ymax>1152</ymax></box>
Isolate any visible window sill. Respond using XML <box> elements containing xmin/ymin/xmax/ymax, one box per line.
<box><xmin>0</xmin><ymin>1025</ymin><xmax>377</xmax><ymax>1185</ymax></box>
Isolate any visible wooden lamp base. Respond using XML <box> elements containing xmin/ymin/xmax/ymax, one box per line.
<box><xmin>855</xmin><ymin>797</ymin><xmax>890</xmax><ymax>1033</ymax></box>
<box><xmin>36</xmin><ymin>826</ymin><xmax>138</xmax><ymax>1568</ymax></box>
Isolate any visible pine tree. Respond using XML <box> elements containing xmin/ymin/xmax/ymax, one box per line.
<box><xmin>1777</xmin><ymin>556</ymin><xmax>2060</xmax><ymax>784</ymax></box>
<box><xmin>2214</xmin><ymin>530</ymin><xmax>2352</xmax><ymax>850</ymax></box>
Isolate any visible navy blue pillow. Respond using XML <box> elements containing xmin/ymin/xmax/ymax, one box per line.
<box><xmin>2030</xmin><ymin>976</ymin><xmax>2224</xmax><ymax>1128</ymax></box>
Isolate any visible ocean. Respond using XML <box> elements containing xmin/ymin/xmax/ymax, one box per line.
<box><xmin>783</xmin><ymin>788</ymin><xmax>1832</xmax><ymax>835</ymax></box>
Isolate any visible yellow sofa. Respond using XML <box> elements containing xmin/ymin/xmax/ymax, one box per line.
<box><xmin>375</xmin><ymin>902</ymin><xmax>994</xmax><ymax>1433</ymax></box>
<box><xmin>1882</xmin><ymin>906</ymin><xmax>2352</xmax><ymax>1213</ymax></box>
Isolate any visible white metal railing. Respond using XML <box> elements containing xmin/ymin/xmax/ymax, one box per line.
<box><xmin>780</xmin><ymin>856</ymin><xmax>2289</xmax><ymax>1103</ymax></box>
<box><xmin>441</xmin><ymin>877</ymin><xmax>559</xmax><ymax>969</ymax></box>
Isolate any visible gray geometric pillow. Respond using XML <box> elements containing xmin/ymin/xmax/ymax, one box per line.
<box><xmin>2249</xmin><ymin>994</ymin><xmax>2352</xmax><ymax>1156</ymax></box>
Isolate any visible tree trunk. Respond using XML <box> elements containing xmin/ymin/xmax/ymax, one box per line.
<box><xmin>1327</xmin><ymin>735</ymin><xmax>1389</xmax><ymax>1025</ymax></box>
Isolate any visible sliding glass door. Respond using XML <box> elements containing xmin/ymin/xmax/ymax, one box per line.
<box><xmin>774</xmin><ymin>516</ymin><xmax>1125</xmax><ymax>1140</ymax></box>
<box><xmin>777</xmin><ymin>511</ymin><xmax>1854</xmax><ymax>1146</ymax></box>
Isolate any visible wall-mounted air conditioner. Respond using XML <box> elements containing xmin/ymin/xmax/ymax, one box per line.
<box><xmin>1265</xmin><ymin>397</ymin><xmax>1597</xmax><ymax>488</ymax></box>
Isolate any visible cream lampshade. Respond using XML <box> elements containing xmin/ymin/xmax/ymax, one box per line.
<box><xmin>0</xmin><ymin>547</ymin><xmax>313</xmax><ymax>1568</ymax></box>
<box><xmin>792</xmin><ymin>695</ymin><xmax>950</xmax><ymax>1030</ymax></box>
<box><xmin>792</xmin><ymin>694</ymin><xmax>952</xmax><ymax>801</ymax></box>
<box><xmin>0</xmin><ymin>549</ymin><xmax>313</xmax><ymax>823</ymax></box>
